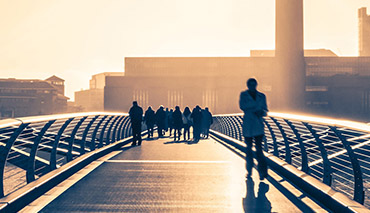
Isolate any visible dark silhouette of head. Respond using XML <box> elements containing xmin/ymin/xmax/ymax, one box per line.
<box><xmin>247</xmin><ymin>78</ymin><xmax>258</xmax><ymax>92</ymax></box>
<box><xmin>205</xmin><ymin>107</ymin><xmax>209</xmax><ymax>111</ymax></box>
<box><xmin>133</xmin><ymin>101</ymin><xmax>138</xmax><ymax>106</ymax></box>
<box><xmin>175</xmin><ymin>106</ymin><xmax>180</xmax><ymax>111</ymax></box>
<box><xmin>147</xmin><ymin>106</ymin><xmax>152</xmax><ymax>110</ymax></box>
<box><xmin>184</xmin><ymin>107</ymin><xmax>191</xmax><ymax>115</ymax></box>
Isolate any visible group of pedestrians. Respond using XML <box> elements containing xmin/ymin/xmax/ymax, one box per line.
<box><xmin>146</xmin><ymin>105</ymin><xmax>213</xmax><ymax>142</ymax></box>
<box><xmin>129</xmin><ymin>101</ymin><xmax>213</xmax><ymax>144</ymax></box>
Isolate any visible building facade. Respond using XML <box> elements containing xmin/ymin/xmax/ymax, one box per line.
<box><xmin>75</xmin><ymin>72</ymin><xmax>124</xmax><ymax>112</ymax></box>
<box><xmin>104</xmin><ymin>56</ymin><xmax>370</xmax><ymax>121</ymax></box>
<box><xmin>0</xmin><ymin>76</ymin><xmax>68</xmax><ymax>118</ymax></box>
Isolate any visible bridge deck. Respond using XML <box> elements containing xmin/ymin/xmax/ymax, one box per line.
<box><xmin>23</xmin><ymin>135</ymin><xmax>325</xmax><ymax>212</ymax></box>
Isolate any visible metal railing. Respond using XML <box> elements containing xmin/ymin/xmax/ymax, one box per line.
<box><xmin>211</xmin><ymin>113</ymin><xmax>370</xmax><ymax>207</ymax></box>
<box><xmin>0</xmin><ymin>112</ymin><xmax>133</xmax><ymax>197</ymax></box>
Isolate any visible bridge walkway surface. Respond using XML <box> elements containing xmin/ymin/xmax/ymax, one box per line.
<box><xmin>20</xmin><ymin>133</ymin><xmax>328</xmax><ymax>212</ymax></box>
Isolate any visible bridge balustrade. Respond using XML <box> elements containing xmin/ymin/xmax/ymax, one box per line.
<box><xmin>0</xmin><ymin>112</ymin><xmax>134</xmax><ymax>197</ymax></box>
<box><xmin>211</xmin><ymin>113</ymin><xmax>370</xmax><ymax>207</ymax></box>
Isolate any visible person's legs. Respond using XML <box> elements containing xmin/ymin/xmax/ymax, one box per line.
<box><xmin>148</xmin><ymin>126</ymin><xmax>152</xmax><ymax>138</ymax></box>
<box><xmin>183</xmin><ymin>126</ymin><xmax>187</xmax><ymax>140</ymax></box>
<box><xmin>178</xmin><ymin>128</ymin><xmax>182</xmax><ymax>140</ymax></box>
<box><xmin>255</xmin><ymin>135</ymin><xmax>268</xmax><ymax>179</ymax></box>
<box><xmin>245</xmin><ymin>137</ymin><xmax>253</xmax><ymax>177</ymax></box>
<box><xmin>158</xmin><ymin>126</ymin><xmax>163</xmax><ymax>137</ymax></box>
<box><xmin>138</xmin><ymin>124</ymin><xmax>142</xmax><ymax>145</ymax></box>
<box><xmin>188</xmin><ymin>126</ymin><xmax>191</xmax><ymax>140</ymax></box>
<box><xmin>192</xmin><ymin>125</ymin><xmax>197</xmax><ymax>141</ymax></box>
<box><xmin>132</xmin><ymin>124</ymin><xmax>138</xmax><ymax>146</ymax></box>
<box><xmin>205</xmin><ymin>125</ymin><xmax>210</xmax><ymax>139</ymax></box>
<box><xmin>194</xmin><ymin>125</ymin><xmax>199</xmax><ymax>141</ymax></box>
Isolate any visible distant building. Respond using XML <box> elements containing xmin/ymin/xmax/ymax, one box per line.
<box><xmin>75</xmin><ymin>72</ymin><xmax>124</xmax><ymax>112</ymax></box>
<box><xmin>0</xmin><ymin>76</ymin><xmax>68</xmax><ymax>118</ymax></box>
<box><xmin>45</xmin><ymin>75</ymin><xmax>65</xmax><ymax>95</ymax></box>
<box><xmin>359</xmin><ymin>7</ymin><xmax>370</xmax><ymax>56</ymax></box>
<box><xmin>104</xmin><ymin>56</ymin><xmax>370</xmax><ymax>120</ymax></box>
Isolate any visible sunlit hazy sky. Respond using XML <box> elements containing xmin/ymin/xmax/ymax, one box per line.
<box><xmin>1</xmin><ymin>0</ymin><xmax>370</xmax><ymax>100</ymax></box>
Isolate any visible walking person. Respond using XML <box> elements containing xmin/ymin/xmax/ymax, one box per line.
<box><xmin>191</xmin><ymin>105</ymin><xmax>202</xmax><ymax>142</ymax></box>
<box><xmin>129</xmin><ymin>101</ymin><xmax>143</xmax><ymax>146</ymax></box>
<box><xmin>155</xmin><ymin>105</ymin><xmax>166</xmax><ymax>138</ymax></box>
<box><xmin>202</xmin><ymin>107</ymin><xmax>213</xmax><ymax>139</ymax></box>
<box><xmin>172</xmin><ymin>106</ymin><xmax>183</xmax><ymax>141</ymax></box>
<box><xmin>182</xmin><ymin>107</ymin><xmax>192</xmax><ymax>141</ymax></box>
<box><xmin>144</xmin><ymin>106</ymin><xmax>155</xmax><ymax>139</ymax></box>
<box><xmin>239</xmin><ymin>78</ymin><xmax>269</xmax><ymax>180</ymax></box>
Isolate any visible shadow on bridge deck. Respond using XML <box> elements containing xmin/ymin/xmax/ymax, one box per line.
<box><xmin>21</xmin><ymin>134</ymin><xmax>326</xmax><ymax>212</ymax></box>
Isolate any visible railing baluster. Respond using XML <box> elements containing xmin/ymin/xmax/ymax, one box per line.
<box><xmin>106</xmin><ymin>116</ymin><xmax>121</xmax><ymax>145</ymax></box>
<box><xmin>285</xmin><ymin>119</ymin><xmax>309</xmax><ymax>173</ymax></box>
<box><xmin>271</xmin><ymin>117</ymin><xmax>291</xmax><ymax>164</ymax></box>
<box><xmin>302</xmin><ymin>122</ymin><xmax>332</xmax><ymax>186</ymax></box>
<box><xmin>122</xmin><ymin>117</ymin><xmax>131</xmax><ymax>138</ymax></box>
<box><xmin>98</xmin><ymin>116</ymin><xmax>115</xmax><ymax>148</ymax></box>
<box><xmin>80</xmin><ymin>115</ymin><xmax>99</xmax><ymax>155</ymax></box>
<box><xmin>330</xmin><ymin>126</ymin><xmax>364</xmax><ymax>204</ymax></box>
<box><xmin>263</xmin><ymin>119</ymin><xmax>279</xmax><ymax>157</ymax></box>
<box><xmin>27</xmin><ymin>120</ymin><xmax>56</xmax><ymax>183</ymax></box>
<box><xmin>90</xmin><ymin>116</ymin><xmax>108</xmax><ymax>151</ymax></box>
<box><xmin>113</xmin><ymin>116</ymin><xmax>126</xmax><ymax>142</ymax></box>
<box><xmin>0</xmin><ymin>123</ymin><xmax>29</xmax><ymax>197</ymax></box>
<box><xmin>50</xmin><ymin>118</ymin><xmax>74</xmax><ymax>170</ymax></box>
<box><xmin>67</xmin><ymin>117</ymin><xmax>88</xmax><ymax>162</ymax></box>
<box><xmin>126</xmin><ymin>119</ymin><xmax>132</xmax><ymax>137</ymax></box>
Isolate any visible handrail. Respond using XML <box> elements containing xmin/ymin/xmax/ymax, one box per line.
<box><xmin>0</xmin><ymin>112</ymin><xmax>132</xmax><ymax>198</ymax></box>
<box><xmin>210</xmin><ymin>129</ymin><xmax>369</xmax><ymax>212</ymax></box>
<box><xmin>211</xmin><ymin>113</ymin><xmax>370</xmax><ymax>207</ymax></box>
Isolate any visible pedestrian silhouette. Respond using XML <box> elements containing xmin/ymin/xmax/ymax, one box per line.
<box><xmin>144</xmin><ymin>106</ymin><xmax>155</xmax><ymax>139</ymax></box>
<box><xmin>191</xmin><ymin>105</ymin><xmax>202</xmax><ymax>142</ymax></box>
<box><xmin>172</xmin><ymin>106</ymin><xmax>183</xmax><ymax>141</ymax></box>
<box><xmin>201</xmin><ymin>107</ymin><xmax>213</xmax><ymax>139</ymax></box>
<box><xmin>182</xmin><ymin>107</ymin><xmax>192</xmax><ymax>141</ymax></box>
<box><xmin>129</xmin><ymin>101</ymin><xmax>143</xmax><ymax>146</ymax></box>
<box><xmin>155</xmin><ymin>105</ymin><xmax>166</xmax><ymax>138</ymax></box>
<box><xmin>239</xmin><ymin>78</ymin><xmax>269</xmax><ymax>180</ymax></box>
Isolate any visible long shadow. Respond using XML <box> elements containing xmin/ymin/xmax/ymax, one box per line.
<box><xmin>243</xmin><ymin>177</ymin><xmax>272</xmax><ymax>213</ymax></box>
<box><xmin>163</xmin><ymin>140</ymin><xmax>199</xmax><ymax>145</ymax></box>
<box><xmin>265</xmin><ymin>176</ymin><xmax>315</xmax><ymax>213</ymax></box>
<box><xmin>116</xmin><ymin>145</ymin><xmax>137</xmax><ymax>151</ymax></box>
<box><xmin>211</xmin><ymin>135</ymin><xmax>322</xmax><ymax>212</ymax></box>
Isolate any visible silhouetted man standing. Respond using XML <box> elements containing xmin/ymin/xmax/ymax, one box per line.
<box><xmin>172</xmin><ymin>106</ymin><xmax>183</xmax><ymax>141</ymax></box>
<box><xmin>144</xmin><ymin>106</ymin><xmax>155</xmax><ymax>139</ymax></box>
<box><xmin>129</xmin><ymin>101</ymin><xmax>143</xmax><ymax>146</ymax></box>
<box><xmin>155</xmin><ymin>105</ymin><xmax>166</xmax><ymax>138</ymax></box>
<box><xmin>191</xmin><ymin>105</ymin><xmax>202</xmax><ymax>142</ymax></box>
<box><xmin>239</xmin><ymin>78</ymin><xmax>268</xmax><ymax>180</ymax></box>
<box><xmin>201</xmin><ymin>107</ymin><xmax>213</xmax><ymax>139</ymax></box>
